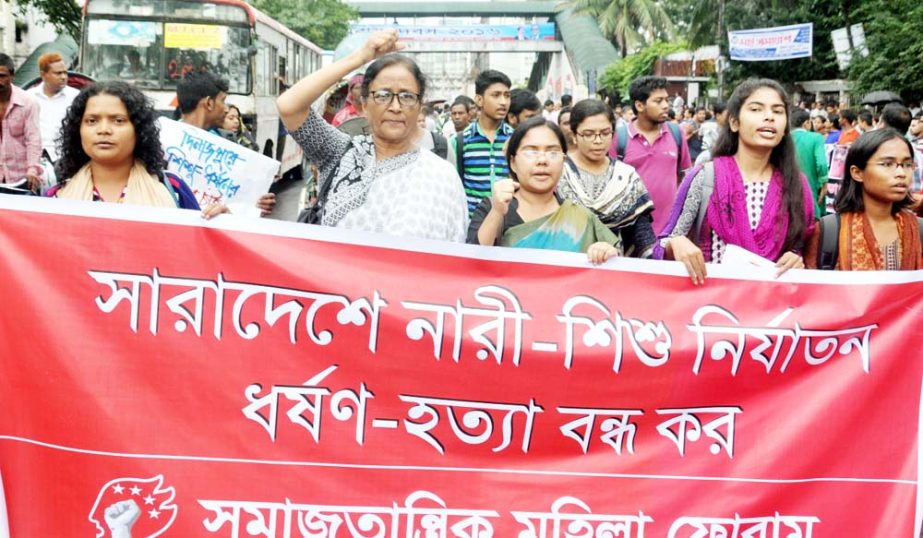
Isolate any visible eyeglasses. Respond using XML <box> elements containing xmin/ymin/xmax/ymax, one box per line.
<box><xmin>368</xmin><ymin>89</ymin><xmax>421</xmax><ymax>108</ymax></box>
<box><xmin>874</xmin><ymin>161</ymin><xmax>916</xmax><ymax>172</ymax></box>
<box><xmin>518</xmin><ymin>150</ymin><xmax>565</xmax><ymax>161</ymax></box>
<box><xmin>576</xmin><ymin>130</ymin><xmax>613</xmax><ymax>141</ymax></box>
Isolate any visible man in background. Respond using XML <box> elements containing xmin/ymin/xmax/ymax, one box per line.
<box><xmin>506</xmin><ymin>88</ymin><xmax>541</xmax><ymax>128</ymax></box>
<box><xmin>27</xmin><ymin>52</ymin><xmax>78</xmax><ymax>165</ymax></box>
<box><xmin>0</xmin><ymin>53</ymin><xmax>42</xmax><ymax>191</ymax></box>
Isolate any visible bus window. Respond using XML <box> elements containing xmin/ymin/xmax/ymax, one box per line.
<box><xmin>163</xmin><ymin>23</ymin><xmax>251</xmax><ymax>93</ymax></box>
<box><xmin>83</xmin><ymin>19</ymin><xmax>162</xmax><ymax>87</ymax></box>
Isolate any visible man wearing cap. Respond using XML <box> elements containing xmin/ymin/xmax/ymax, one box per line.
<box><xmin>332</xmin><ymin>74</ymin><xmax>364</xmax><ymax>127</ymax></box>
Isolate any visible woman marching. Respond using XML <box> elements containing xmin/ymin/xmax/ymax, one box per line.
<box><xmin>805</xmin><ymin>129</ymin><xmax>922</xmax><ymax>270</ymax></box>
<box><xmin>277</xmin><ymin>30</ymin><xmax>468</xmax><ymax>242</ymax></box>
<box><xmin>467</xmin><ymin>116</ymin><xmax>621</xmax><ymax>264</ymax></box>
<box><xmin>558</xmin><ymin>99</ymin><xmax>656</xmax><ymax>257</ymax></box>
<box><xmin>654</xmin><ymin>78</ymin><xmax>815</xmax><ymax>283</ymax></box>
<box><xmin>50</xmin><ymin>81</ymin><xmax>227</xmax><ymax>218</ymax></box>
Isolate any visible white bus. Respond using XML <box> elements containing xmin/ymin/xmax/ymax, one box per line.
<box><xmin>79</xmin><ymin>0</ymin><xmax>324</xmax><ymax>179</ymax></box>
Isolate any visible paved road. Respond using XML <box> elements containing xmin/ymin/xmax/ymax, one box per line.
<box><xmin>266</xmin><ymin>176</ymin><xmax>305</xmax><ymax>222</ymax></box>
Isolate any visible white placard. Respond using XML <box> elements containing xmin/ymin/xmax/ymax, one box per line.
<box><xmin>159</xmin><ymin>117</ymin><xmax>279</xmax><ymax>210</ymax></box>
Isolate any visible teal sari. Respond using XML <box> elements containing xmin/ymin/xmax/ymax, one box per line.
<box><xmin>501</xmin><ymin>200</ymin><xmax>622</xmax><ymax>253</ymax></box>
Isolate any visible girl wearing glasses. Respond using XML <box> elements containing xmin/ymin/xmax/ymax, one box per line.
<box><xmin>805</xmin><ymin>129</ymin><xmax>921</xmax><ymax>270</ymax></box>
<box><xmin>558</xmin><ymin>99</ymin><xmax>656</xmax><ymax>257</ymax></box>
<box><xmin>277</xmin><ymin>30</ymin><xmax>468</xmax><ymax>242</ymax></box>
<box><xmin>654</xmin><ymin>79</ymin><xmax>815</xmax><ymax>284</ymax></box>
<box><xmin>467</xmin><ymin>116</ymin><xmax>621</xmax><ymax>264</ymax></box>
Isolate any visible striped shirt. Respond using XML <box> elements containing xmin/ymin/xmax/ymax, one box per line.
<box><xmin>451</xmin><ymin>121</ymin><xmax>514</xmax><ymax>215</ymax></box>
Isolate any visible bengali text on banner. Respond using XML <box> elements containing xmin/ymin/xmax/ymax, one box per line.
<box><xmin>0</xmin><ymin>196</ymin><xmax>921</xmax><ymax>537</ymax></box>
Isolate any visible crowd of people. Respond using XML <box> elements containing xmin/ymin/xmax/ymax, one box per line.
<box><xmin>2</xmin><ymin>28</ymin><xmax>922</xmax><ymax>278</ymax></box>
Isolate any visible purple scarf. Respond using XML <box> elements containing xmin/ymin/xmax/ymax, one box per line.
<box><xmin>704</xmin><ymin>156</ymin><xmax>787</xmax><ymax>260</ymax></box>
<box><xmin>653</xmin><ymin>156</ymin><xmax>815</xmax><ymax>261</ymax></box>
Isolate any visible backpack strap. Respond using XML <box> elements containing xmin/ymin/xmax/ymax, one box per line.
<box><xmin>615</xmin><ymin>122</ymin><xmax>629</xmax><ymax>161</ymax></box>
<box><xmin>455</xmin><ymin>130</ymin><xmax>466</xmax><ymax>179</ymax></box>
<box><xmin>158</xmin><ymin>171</ymin><xmax>181</xmax><ymax>207</ymax></box>
<box><xmin>432</xmin><ymin>131</ymin><xmax>448</xmax><ymax>159</ymax></box>
<box><xmin>693</xmin><ymin>161</ymin><xmax>715</xmax><ymax>243</ymax></box>
<box><xmin>817</xmin><ymin>213</ymin><xmax>841</xmax><ymax>270</ymax></box>
<box><xmin>666</xmin><ymin>121</ymin><xmax>684</xmax><ymax>181</ymax></box>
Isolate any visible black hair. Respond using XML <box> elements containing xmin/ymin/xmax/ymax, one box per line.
<box><xmin>225</xmin><ymin>103</ymin><xmax>243</xmax><ymax>133</ymax></box>
<box><xmin>509</xmin><ymin>89</ymin><xmax>541</xmax><ymax>118</ymax></box>
<box><xmin>452</xmin><ymin>95</ymin><xmax>475</xmax><ymax>110</ymax></box>
<box><xmin>560</xmin><ymin>94</ymin><xmax>573</xmax><ymax>107</ymax></box>
<box><xmin>880</xmin><ymin>103</ymin><xmax>912</xmax><ymax>134</ymax></box>
<box><xmin>666</xmin><ymin>109</ymin><xmax>676</xmax><ymax>120</ymax></box>
<box><xmin>177</xmin><ymin>71</ymin><xmax>229</xmax><ymax>114</ymax></box>
<box><xmin>713</xmin><ymin>101</ymin><xmax>727</xmax><ymax>115</ymax></box>
<box><xmin>857</xmin><ymin>109</ymin><xmax>874</xmax><ymax>125</ymax></box>
<box><xmin>55</xmin><ymin>81</ymin><xmax>165</xmax><ymax>182</ymax></box>
<box><xmin>505</xmin><ymin>116</ymin><xmax>566</xmax><ymax>181</ymax></box>
<box><xmin>544</xmin><ymin>99</ymin><xmax>554</xmax><ymax>107</ymax></box>
<box><xmin>361</xmin><ymin>54</ymin><xmax>427</xmax><ymax>101</ymax></box>
<box><xmin>835</xmin><ymin>128</ymin><xmax>914</xmax><ymax>215</ymax></box>
<box><xmin>0</xmin><ymin>53</ymin><xmax>14</xmax><ymax>75</ymax></box>
<box><xmin>628</xmin><ymin>76</ymin><xmax>667</xmax><ymax>114</ymax></box>
<box><xmin>840</xmin><ymin>108</ymin><xmax>857</xmax><ymax>125</ymax></box>
<box><xmin>695</xmin><ymin>106</ymin><xmax>707</xmax><ymax>114</ymax></box>
<box><xmin>828</xmin><ymin>113</ymin><xmax>840</xmax><ymax>127</ymax></box>
<box><xmin>475</xmin><ymin>69</ymin><xmax>511</xmax><ymax>96</ymax></box>
<box><xmin>712</xmin><ymin>78</ymin><xmax>807</xmax><ymax>254</ymax></box>
<box><xmin>558</xmin><ymin>106</ymin><xmax>573</xmax><ymax>121</ymax></box>
<box><xmin>569</xmin><ymin>99</ymin><xmax>614</xmax><ymax>132</ymax></box>
<box><xmin>790</xmin><ymin>108</ymin><xmax>810</xmax><ymax>129</ymax></box>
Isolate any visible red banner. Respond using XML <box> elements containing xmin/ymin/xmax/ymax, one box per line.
<box><xmin>1</xmin><ymin>197</ymin><xmax>922</xmax><ymax>537</ymax></box>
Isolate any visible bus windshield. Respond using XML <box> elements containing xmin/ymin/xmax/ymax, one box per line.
<box><xmin>82</xmin><ymin>17</ymin><xmax>251</xmax><ymax>93</ymax></box>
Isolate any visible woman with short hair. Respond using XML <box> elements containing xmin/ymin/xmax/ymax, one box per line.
<box><xmin>467</xmin><ymin>116</ymin><xmax>620</xmax><ymax>264</ymax></box>
<box><xmin>277</xmin><ymin>30</ymin><xmax>468</xmax><ymax>242</ymax></box>
<box><xmin>558</xmin><ymin>99</ymin><xmax>656</xmax><ymax>257</ymax></box>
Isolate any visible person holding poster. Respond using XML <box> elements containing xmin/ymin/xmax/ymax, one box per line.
<box><xmin>278</xmin><ymin>30</ymin><xmax>468</xmax><ymax>242</ymax></box>
<box><xmin>806</xmin><ymin>129</ymin><xmax>922</xmax><ymax>270</ymax></box>
<box><xmin>654</xmin><ymin>78</ymin><xmax>815</xmax><ymax>284</ymax></box>
<box><xmin>467</xmin><ymin>116</ymin><xmax>621</xmax><ymax>264</ymax></box>
<box><xmin>177</xmin><ymin>73</ymin><xmax>276</xmax><ymax>217</ymax></box>
<box><xmin>49</xmin><ymin>81</ymin><xmax>228</xmax><ymax>218</ymax></box>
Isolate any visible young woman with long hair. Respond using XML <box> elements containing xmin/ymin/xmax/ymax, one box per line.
<box><xmin>806</xmin><ymin>129</ymin><xmax>921</xmax><ymax>270</ymax></box>
<box><xmin>654</xmin><ymin>78</ymin><xmax>815</xmax><ymax>283</ymax></box>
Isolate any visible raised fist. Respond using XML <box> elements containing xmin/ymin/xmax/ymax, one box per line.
<box><xmin>105</xmin><ymin>499</ymin><xmax>141</xmax><ymax>538</ymax></box>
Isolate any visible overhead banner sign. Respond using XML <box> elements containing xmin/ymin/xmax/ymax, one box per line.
<box><xmin>729</xmin><ymin>23</ymin><xmax>813</xmax><ymax>61</ymax></box>
<box><xmin>0</xmin><ymin>197</ymin><xmax>922</xmax><ymax>537</ymax></box>
<box><xmin>159</xmin><ymin>117</ymin><xmax>277</xmax><ymax>210</ymax></box>
<box><xmin>349</xmin><ymin>23</ymin><xmax>556</xmax><ymax>42</ymax></box>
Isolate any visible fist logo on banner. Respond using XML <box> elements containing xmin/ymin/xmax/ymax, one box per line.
<box><xmin>88</xmin><ymin>475</ymin><xmax>178</xmax><ymax>538</ymax></box>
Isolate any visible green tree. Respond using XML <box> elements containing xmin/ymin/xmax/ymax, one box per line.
<box><xmin>561</xmin><ymin>0</ymin><xmax>675</xmax><ymax>57</ymax></box>
<box><xmin>847</xmin><ymin>0</ymin><xmax>923</xmax><ymax>100</ymax></box>
<box><xmin>7</xmin><ymin>0</ymin><xmax>81</xmax><ymax>41</ymax></box>
<box><xmin>250</xmin><ymin>0</ymin><xmax>358</xmax><ymax>50</ymax></box>
<box><xmin>598</xmin><ymin>40</ymin><xmax>687</xmax><ymax>98</ymax></box>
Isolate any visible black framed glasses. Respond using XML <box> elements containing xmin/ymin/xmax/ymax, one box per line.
<box><xmin>576</xmin><ymin>130</ymin><xmax>614</xmax><ymax>141</ymax></box>
<box><xmin>368</xmin><ymin>89</ymin><xmax>421</xmax><ymax>108</ymax></box>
